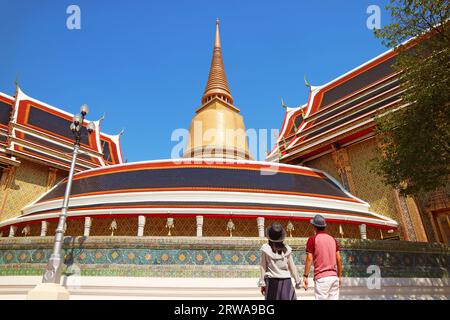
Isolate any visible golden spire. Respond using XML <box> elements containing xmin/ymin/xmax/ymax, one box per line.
<box><xmin>183</xmin><ymin>19</ymin><xmax>251</xmax><ymax>160</ymax></box>
<box><xmin>202</xmin><ymin>18</ymin><xmax>233</xmax><ymax>105</ymax></box>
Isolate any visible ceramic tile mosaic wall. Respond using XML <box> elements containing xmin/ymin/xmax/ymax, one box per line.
<box><xmin>0</xmin><ymin>237</ymin><xmax>448</xmax><ymax>278</ymax></box>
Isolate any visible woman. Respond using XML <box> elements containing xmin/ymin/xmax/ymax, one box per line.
<box><xmin>258</xmin><ymin>222</ymin><xmax>302</xmax><ymax>300</ymax></box>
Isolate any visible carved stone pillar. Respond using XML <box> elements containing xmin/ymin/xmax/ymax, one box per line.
<box><xmin>40</xmin><ymin>221</ymin><xmax>49</xmax><ymax>237</ymax></box>
<box><xmin>196</xmin><ymin>216</ymin><xmax>203</xmax><ymax>237</ymax></box>
<box><xmin>331</xmin><ymin>146</ymin><xmax>356</xmax><ymax>192</ymax></box>
<box><xmin>359</xmin><ymin>224</ymin><xmax>367</xmax><ymax>240</ymax></box>
<box><xmin>84</xmin><ymin>217</ymin><xmax>92</xmax><ymax>237</ymax></box>
<box><xmin>8</xmin><ymin>225</ymin><xmax>17</xmax><ymax>238</ymax></box>
<box><xmin>257</xmin><ymin>217</ymin><xmax>265</xmax><ymax>238</ymax></box>
<box><xmin>137</xmin><ymin>215</ymin><xmax>146</xmax><ymax>237</ymax></box>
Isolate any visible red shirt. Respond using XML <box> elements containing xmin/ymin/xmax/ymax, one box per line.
<box><xmin>306</xmin><ymin>231</ymin><xmax>340</xmax><ymax>280</ymax></box>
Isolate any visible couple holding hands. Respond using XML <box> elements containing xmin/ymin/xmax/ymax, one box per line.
<box><xmin>258</xmin><ymin>215</ymin><xmax>343</xmax><ymax>300</ymax></box>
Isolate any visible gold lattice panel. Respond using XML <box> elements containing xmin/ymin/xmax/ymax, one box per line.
<box><xmin>169</xmin><ymin>217</ymin><xmax>197</xmax><ymax>236</ymax></box>
<box><xmin>1</xmin><ymin>160</ymin><xmax>49</xmax><ymax>221</ymax></box>
<box><xmin>89</xmin><ymin>217</ymin><xmax>138</xmax><ymax>236</ymax></box>
<box><xmin>65</xmin><ymin>218</ymin><xmax>85</xmax><ymax>237</ymax></box>
<box><xmin>13</xmin><ymin>222</ymin><xmax>41</xmax><ymax>237</ymax></box>
<box><xmin>340</xmin><ymin>224</ymin><xmax>362</xmax><ymax>239</ymax></box>
<box><xmin>367</xmin><ymin>226</ymin><xmax>384</xmax><ymax>240</ymax></box>
<box><xmin>264</xmin><ymin>219</ymin><xmax>380</xmax><ymax>240</ymax></box>
<box><xmin>0</xmin><ymin>217</ymin><xmax>384</xmax><ymax>239</ymax></box>
<box><xmin>145</xmin><ymin>217</ymin><xmax>197</xmax><ymax>237</ymax></box>
<box><xmin>323</xmin><ymin>222</ymin><xmax>340</xmax><ymax>238</ymax></box>
<box><xmin>46</xmin><ymin>220</ymin><xmax>58</xmax><ymax>237</ymax></box>
<box><xmin>265</xmin><ymin>218</ymin><xmax>314</xmax><ymax>238</ymax></box>
<box><xmin>203</xmin><ymin>217</ymin><xmax>258</xmax><ymax>237</ymax></box>
<box><xmin>304</xmin><ymin>153</ymin><xmax>340</xmax><ymax>183</ymax></box>
<box><xmin>346</xmin><ymin>138</ymin><xmax>399</xmax><ymax>222</ymax></box>
<box><xmin>143</xmin><ymin>217</ymin><xmax>167</xmax><ymax>236</ymax></box>
<box><xmin>333</xmin><ymin>223</ymin><xmax>380</xmax><ymax>240</ymax></box>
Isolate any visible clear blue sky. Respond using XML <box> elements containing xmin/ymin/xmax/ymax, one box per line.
<box><xmin>0</xmin><ymin>0</ymin><xmax>392</xmax><ymax>162</ymax></box>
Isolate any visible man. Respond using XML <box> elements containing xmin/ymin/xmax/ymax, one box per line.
<box><xmin>303</xmin><ymin>214</ymin><xmax>342</xmax><ymax>300</ymax></box>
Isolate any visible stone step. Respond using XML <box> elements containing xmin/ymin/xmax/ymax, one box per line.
<box><xmin>0</xmin><ymin>276</ymin><xmax>448</xmax><ymax>300</ymax></box>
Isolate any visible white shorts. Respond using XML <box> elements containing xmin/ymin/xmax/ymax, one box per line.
<box><xmin>314</xmin><ymin>276</ymin><xmax>339</xmax><ymax>300</ymax></box>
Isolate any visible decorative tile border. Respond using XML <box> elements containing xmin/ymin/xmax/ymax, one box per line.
<box><xmin>0</xmin><ymin>236</ymin><xmax>448</xmax><ymax>252</ymax></box>
<box><xmin>0</xmin><ymin>237</ymin><xmax>448</xmax><ymax>278</ymax></box>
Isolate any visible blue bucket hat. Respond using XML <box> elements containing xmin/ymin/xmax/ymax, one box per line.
<box><xmin>310</xmin><ymin>214</ymin><xmax>327</xmax><ymax>228</ymax></box>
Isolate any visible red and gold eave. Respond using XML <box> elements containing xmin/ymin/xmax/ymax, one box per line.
<box><xmin>0</xmin><ymin>92</ymin><xmax>17</xmax><ymax>165</ymax></box>
<box><xmin>0</xmin><ymin>87</ymin><xmax>123</xmax><ymax>171</ymax></box>
<box><xmin>267</xmin><ymin>45</ymin><xmax>406</xmax><ymax>163</ymax></box>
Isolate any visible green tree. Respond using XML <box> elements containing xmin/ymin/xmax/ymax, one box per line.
<box><xmin>372</xmin><ymin>0</ymin><xmax>450</xmax><ymax>196</ymax></box>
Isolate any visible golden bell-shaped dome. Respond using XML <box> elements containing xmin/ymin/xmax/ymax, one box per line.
<box><xmin>184</xmin><ymin>19</ymin><xmax>251</xmax><ymax>160</ymax></box>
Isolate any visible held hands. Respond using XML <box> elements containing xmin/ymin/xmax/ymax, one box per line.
<box><xmin>303</xmin><ymin>276</ymin><xmax>308</xmax><ymax>291</ymax></box>
<box><xmin>260</xmin><ymin>286</ymin><xmax>266</xmax><ymax>296</ymax></box>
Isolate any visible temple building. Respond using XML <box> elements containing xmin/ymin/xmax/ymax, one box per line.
<box><xmin>0</xmin><ymin>88</ymin><xmax>123</xmax><ymax>234</ymax></box>
<box><xmin>2</xmin><ymin>19</ymin><xmax>447</xmax><ymax>243</ymax></box>
<box><xmin>0</xmin><ymin>21</ymin><xmax>449</xmax><ymax>300</ymax></box>
<box><xmin>267</xmin><ymin>42</ymin><xmax>450</xmax><ymax>243</ymax></box>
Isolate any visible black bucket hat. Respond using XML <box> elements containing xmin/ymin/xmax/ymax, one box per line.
<box><xmin>265</xmin><ymin>222</ymin><xmax>286</xmax><ymax>242</ymax></box>
<box><xmin>310</xmin><ymin>214</ymin><xmax>327</xmax><ymax>228</ymax></box>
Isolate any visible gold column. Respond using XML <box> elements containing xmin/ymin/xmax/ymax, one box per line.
<box><xmin>435</xmin><ymin>213</ymin><xmax>450</xmax><ymax>243</ymax></box>
<box><xmin>392</xmin><ymin>189</ymin><xmax>417</xmax><ymax>241</ymax></box>
<box><xmin>331</xmin><ymin>146</ymin><xmax>356</xmax><ymax>192</ymax></box>
<box><xmin>427</xmin><ymin>210</ymin><xmax>442</xmax><ymax>242</ymax></box>
<box><xmin>46</xmin><ymin>167</ymin><xmax>59</xmax><ymax>190</ymax></box>
<box><xmin>405</xmin><ymin>196</ymin><xmax>428</xmax><ymax>242</ymax></box>
<box><xmin>426</xmin><ymin>188</ymin><xmax>450</xmax><ymax>243</ymax></box>
<box><xmin>0</xmin><ymin>166</ymin><xmax>16</xmax><ymax>221</ymax></box>
<box><xmin>391</xmin><ymin>186</ymin><xmax>429</xmax><ymax>242</ymax></box>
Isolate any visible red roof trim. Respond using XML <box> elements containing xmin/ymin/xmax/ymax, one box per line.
<box><xmin>38</xmin><ymin>186</ymin><xmax>360</xmax><ymax>204</ymax></box>
<box><xmin>16</xmin><ymin>100</ymin><xmax>97</xmax><ymax>150</ymax></box>
<box><xmin>72</xmin><ymin>160</ymin><xmax>328</xmax><ymax>181</ymax></box>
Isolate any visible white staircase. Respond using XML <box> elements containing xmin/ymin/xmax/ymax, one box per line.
<box><xmin>0</xmin><ymin>276</ymin><xmax>448</xmax><ymax>300</ymax></box>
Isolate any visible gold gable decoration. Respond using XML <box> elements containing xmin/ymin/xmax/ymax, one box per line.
<box><xmin>346</xmin><ymin>138</ymin><xmax>398</xmax><ymax>221</ymax></box>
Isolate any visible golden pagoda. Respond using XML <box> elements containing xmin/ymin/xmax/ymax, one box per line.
<box><xmin>183</xmin><ymin>19</ymin><xmax>251</xmax><ymax>160</ymax></box>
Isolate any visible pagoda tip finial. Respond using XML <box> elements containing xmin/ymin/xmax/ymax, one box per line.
<box><xmin>281</xmin><ymin>97</ymin><xmax>288</xmax><ymax>110</ymax></box>
<box><xmin>14</xmin><ymin>74</ymin><xmax>20</xmax><ymax>89</ymax></box>
<box><xmin>201</xmin><ymin>17</ymin><xmax>232</xmax><ymax>105</ymax></box>
<box><xmin>304</xmin><ymin>74</ymin><xmax>312</xmax><ymax>89</ymax></box>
